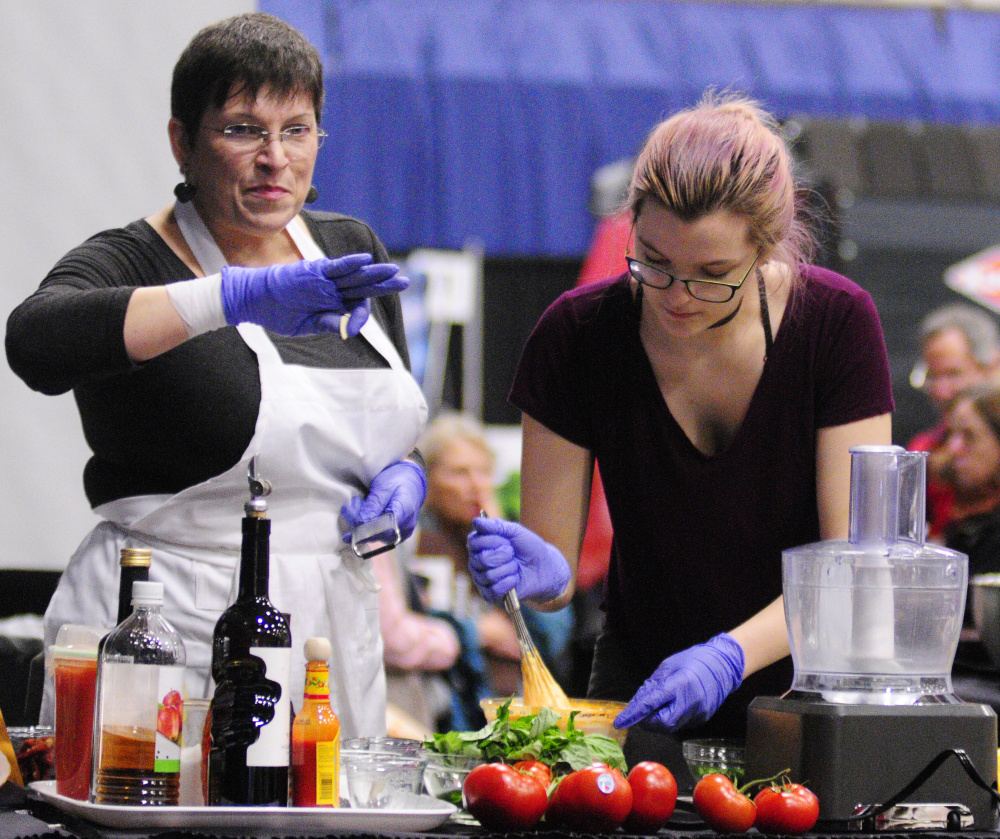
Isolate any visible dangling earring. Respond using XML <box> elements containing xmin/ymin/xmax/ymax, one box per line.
<box><xmin>174</xmin><ymin>181</ymin><xmax>197</xmax><ymax>203</ymax></box>
<box><xmin>306</xmin><ymin>185</ymin><xmax>319</xmax><ymax>204</ymax></box>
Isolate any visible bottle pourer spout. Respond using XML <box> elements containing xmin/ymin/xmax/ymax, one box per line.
<box><xmin>246</xmin><ymin>456</ymin><xmax>271</xmax><ymax>514</ymax></box>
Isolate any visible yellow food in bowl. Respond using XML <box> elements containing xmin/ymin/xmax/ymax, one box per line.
<box><xmin>480</xmin><ymin>697</ymin><xmax>629</xmax><ymax>747</ymax></box>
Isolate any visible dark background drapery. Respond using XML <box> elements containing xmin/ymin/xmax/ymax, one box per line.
<box><xmin>263</xmin><ymin>0</ymin><xmax>1000</xmax><ymax>256</ymax></box>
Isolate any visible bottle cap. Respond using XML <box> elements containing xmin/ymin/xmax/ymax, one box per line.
<box><xmin>131</xmin><ymin>580</ymin><xmax>164</xmax><ymax>605</ymax></box>
<box><xmin>120</xmin><ymin>547</ymin><xmax>151</xmax><ymax>568</ymax></box>
<box><xmin>46</xmin><ymin>623</ymin><xmax>104</xmax><ymax>672</ymax></box>
<box><xmin>304</xmin><ymin>636</ymin><xmax>332</xmax><ymax>662</ymax></box>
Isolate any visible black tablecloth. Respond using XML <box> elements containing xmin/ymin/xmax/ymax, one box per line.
<box><xmin>5</xmin><ymin>784</ymin><xmax>1000</xmax><ymax>839</ymax></box>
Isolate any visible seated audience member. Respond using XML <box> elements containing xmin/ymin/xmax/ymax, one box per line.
<box><xmin>940</xmin><ymin>380</ymin><xmax>1000</xmax><ymax>708</ymax></box>
<box><xmin>909</xmin><ymin>304</ymin><xmax>1000</xmax><ymax>539</ymax></box>
<box><xmin>415</xmin><ymin>412</ymin><xmax>574</xmax><ymax>698</ymax></box>
<box><xmin>373</xmin><ymin>551</ymin><xmax>460</xmax><ymax>735</ymax></box>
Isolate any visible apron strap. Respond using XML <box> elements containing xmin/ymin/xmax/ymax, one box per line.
<box><xmin>285</xmin><ymin>219</ymin><xmax>406</xmax><ymax>372</ymax></box>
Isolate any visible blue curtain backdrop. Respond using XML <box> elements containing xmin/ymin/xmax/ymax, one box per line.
<box><xmin>261</xmin><ymin>0</ymin><xmax>1000</xmax><ymax>257</ymax></box>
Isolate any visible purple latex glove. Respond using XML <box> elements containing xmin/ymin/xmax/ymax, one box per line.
<box><xmin>221</xmin><ymin>252</ymin><xmax>407</xmax><ymax>337</ymax></box>
<box><xmin>341</xmin><ymin>461</ymin><xmax>427</xmax><ymax>542</ymax></box>
<box><xmin>466</xmin><ymin>517</ymin><xmax>571</xmax><ymax>606</ymax></box>
<box><xmin>614</xmin><ymin>633</ymin><xmax>745</xmax><ymax>732</ymax></box>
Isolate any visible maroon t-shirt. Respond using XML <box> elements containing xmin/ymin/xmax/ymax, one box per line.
<box><xmin>510</xmin><ymin>266</ymin><xmax>894</xmax><ymax>735</ymax></box>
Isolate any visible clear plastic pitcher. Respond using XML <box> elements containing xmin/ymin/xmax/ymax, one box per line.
<box><xmin>47</xmin><ymin>624</ymin><xmax>104</xmax><ymax>799</ymax></box>
<box><xmin>783</xmin><ymin>446</ymin><xmax>967</xmax><ymax>704</ymax></box>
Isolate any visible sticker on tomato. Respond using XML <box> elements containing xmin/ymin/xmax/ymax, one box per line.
<box><xmin>597</xmin><ymin>772</ymin><xmax>616</xmax><ymax>794</ymax></box>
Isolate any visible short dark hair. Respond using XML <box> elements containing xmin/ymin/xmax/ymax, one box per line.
<box><xmin>171</xmin><ymin>12</ymin><xmax>324</xmax><ymax>145</ymax></box>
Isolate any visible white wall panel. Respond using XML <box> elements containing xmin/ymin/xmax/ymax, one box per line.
<box><xmin>0</xmin><ymin>1</ymin><xmax>252</xmax><ymax>569</ymax></box>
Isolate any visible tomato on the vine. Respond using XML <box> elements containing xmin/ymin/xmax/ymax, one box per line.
<box><xmin>692</xmin><ymin>773</ymin><xmax>757</xmax><ymax>833</ymax></box>
<box><xmin>547</xmin><ymin>764</ymin><xmax>633</xmax><ymax>832</ymax></box>
<box><xmin>624</xmin><ymin>761</ymin><xmax>678</xmax><ymax>833</ymax></box>
<box><xmin>754</xmin><ymin>782</ymin><xmax>820</xmax><ymax>834</ymax></box>
<box><xmin>463</xmin><ymin>762</ymin><xmax>547</xmax><ymax>831</ymax></box>
<box><xmin>513</xmin><ymin>759</ymin><xmax>552</xmax><ymax>789</ymax></box>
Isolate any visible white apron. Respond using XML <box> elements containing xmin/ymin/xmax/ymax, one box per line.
<box><xmin>41</xmin><ymin>203</ymin><xmax>428</xmax><ymax>739</ymax></box>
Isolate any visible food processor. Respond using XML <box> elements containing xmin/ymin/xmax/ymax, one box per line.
<box><xmin>746</xmin><ymin>446</ymin><xmax>998</xmax><ymax>830</ymax></box>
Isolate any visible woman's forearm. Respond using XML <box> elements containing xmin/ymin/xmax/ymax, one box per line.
<box><xmin>726</xmin><ymin>596</ymin><xmax>790</xmax><ymax>678</ymax></box>
<box><xmin>123</xmin><ymin>286</ymin><xmax>191</xmax><ymax>362</ymax></box>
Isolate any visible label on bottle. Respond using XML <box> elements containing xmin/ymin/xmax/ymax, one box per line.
<box><xmin>303</xmin><ymin>667</ymin><xmax>330</xmax><ymax>701</ymax></box>
<box><xmin>315</xmin><ymin>740</ymin><xmax>339</xmax><ymax>806</ymax></box>
<box><xmin>97</xmin><ymin>662</ymin><xmax>184</xmax><ymax>775</ymax></box>
<box><xmin>154</xmin><ymin>667</ymin><xmax>185</xmax><ymax>772</ymax></box>
<box><xmin>246</xmin><ymin>646</ymin><xmax>291</xmax><ymax>767</ymax></box>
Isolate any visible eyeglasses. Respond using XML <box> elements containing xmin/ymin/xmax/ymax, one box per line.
<box><xmin>625</xmin><ymin>253</ymin><xmax>759</xmax><ymax>303</ymax></box>
<box><xmin>203</xmin><ymin>123</ymin><xmax>327</xmax><ymax>154</ymax></box>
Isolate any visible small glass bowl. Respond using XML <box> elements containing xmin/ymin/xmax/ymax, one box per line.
<box><xmin>7</xmin><ymin>725</ymin><xmax>55</xmax><ymax>784</ymax></box>
<box><xmin>682</xmin><ymin>738</ymin><xmax>745</xmax><ymax>785</ymax></box>
<box><xmin>343</xmin><ymin>751</ymin><xmax>425</xmax><ymax>809</ymax></box>
<box><xmin>342</xmin><ymin>736</ymin><xmax>427</xmax><ymax>756</ymax></box>
<box><xmin>422</xmin><ymin>753</ymin><xmax>485</xmax><ymax>807</ymax></box>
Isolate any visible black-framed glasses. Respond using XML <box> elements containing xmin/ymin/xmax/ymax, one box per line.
<box><xmin>625</xmin><ymin>252</ymin><xmax>758</xmax><ymax>303</ymax></box>
<box><xmin>203</xmin><ymin>123</ymin><xmax>327</xmax><ymax>154</ymax></box>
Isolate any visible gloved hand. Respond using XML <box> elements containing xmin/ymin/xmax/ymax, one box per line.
<box><xmin>221</xmin><ymin>252</ymin><xmax>407</xmax><ymax>337</ymax></box>
<box><xmin>614</xmin><ymin>633</ymin><xmax>745</xmax><ymax>732</ymax></box>
<box><xmin>466</xmin><ymin>517</ymin><xmax>571</xmax><ymax>606</ymax></box>
<box><xmin>341</xmin><ymin>460</ymin><xmax>427</xmax><ymax>542</ymax></box>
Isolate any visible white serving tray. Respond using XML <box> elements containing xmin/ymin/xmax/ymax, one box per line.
<box><xmin>29</xmin><ymin>780</ymin><xmax>457</xmax><ymax>835</ymax></box>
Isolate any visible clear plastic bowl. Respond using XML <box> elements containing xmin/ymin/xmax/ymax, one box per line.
<box><xmin>422</xmin><ymin>753</ymin><xmax>484</xmax><ymax>807</ymax></box>
<box><xmin>7</xmin><ymin>725</ymin><xmax>55</xmax><ymax>784</ymax></box>
<box><xmin>342</xmin><ymin>751</ymin><xmax>425</xmax><ymax>809</ymax></box>
<box><xmin>682</xmin><ymin>738</ymin><xmax>745</xmax><ymax>785</ymax></box>
<box><xmin>341</xmin><ymin>736</ymin><xmax>427</xmax><ymax>755</ymax></box>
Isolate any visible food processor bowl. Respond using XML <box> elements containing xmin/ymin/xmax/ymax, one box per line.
<box><xmin>784</xmin><ymin>541</ymin><xmax>967</xmax><ymax>703</ymax></box>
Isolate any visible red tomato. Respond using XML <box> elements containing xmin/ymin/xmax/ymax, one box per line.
<box><xmin>625</xmin><ymin>761</ymin><xmax>678</xmax><ymax>833</ymax></box>
<box><xmin>754</xmin><ymin>783</ymin><xmax>820</xmax><ymax>834</ymax></box>
<box><xmin>546</xmin><ymin>764</ymin><xmax>633</xmax><ymax>832</ymax></box>
<box><xmin>693</xmin><ymin>773</ymin><xmax>757</xmax><ymax>833</ymax></box>
<box><xmin>513</xmin><ymin>759</ymin><xmax>552</xmax><ymax>789</ymax></box>
<box><xmin>463</xmin><ymin>763</ymin><xmax>547</xmax><ymax>831</ymax></box>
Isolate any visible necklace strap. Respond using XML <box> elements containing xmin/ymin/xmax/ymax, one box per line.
<box><xmin>757</xmin><ymin>268</ymin><xmax>774</xmax><ymax>358</ymax></box>
<box><xmin>707</xmin><ymin>295</ymin><xmax>743</xmax><ymax>330</ymax></box>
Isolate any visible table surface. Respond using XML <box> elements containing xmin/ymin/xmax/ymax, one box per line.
<box><xmin>5</xmin><ymin>783</ymin><xmax>1000</xmax><ymax>839</ymax></box>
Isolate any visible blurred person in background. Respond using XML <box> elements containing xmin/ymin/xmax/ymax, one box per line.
<box><xmin>415</xmin><ymin>412</ymin><xmax>574</xmax><ymax>702</ymax></box>
<box><xmin>5</xmin><ymin>13</ymin><xmax>427</xmax><ymax>738</ymax></box>
<box><xmin>938</xmin><ymin>380</ymin><xmax>1000</xmax><ymax>711</ymax></box>
<box><xmin>909</xmin><ymin>304</ymin><xmax>1000</xmax><ymax>540</ymax></box>
<box><xmin>466</xmin><ymin>90</ymin><xmax>893</xmax><ymax>784</ymax></box>
<box><xmin>373</xmin><ymin>550</ymin><xmax>460</xmax><ymax>736</ymax></box>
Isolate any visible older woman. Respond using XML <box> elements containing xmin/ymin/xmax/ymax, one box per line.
<box><xmin>467</xmin><ymin>91</ymin><xmax>893</xmax><ymax>781</ymax></box>
<box><xmin>942</xmin><ymin>382</ymin><xmax>1000</xmax><ymax>576</ymax></box>
<box><xmin>941</xmin><ymin>380</ymin><xmax>1000</xmax><ymax>710</ymax></box>
<box><xmin>416</xmin><ymin>412</ymin><xmax>573</xmax><ymax>698</ymax></box>
<box><xmin>6</xmin><ymin>13</ymin><xmax>427</xmax><ymax>740</ymax></box>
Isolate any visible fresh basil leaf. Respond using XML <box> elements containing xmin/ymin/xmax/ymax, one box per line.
<box><xmin>584</xmin><ymin>734</ymin><xmax>628</xmax><ymax>772</ymax></box>
<box><xmin>424</xmin><ymin>696</ymin><xmax>627</xmax><ymax>777</ymax></box>
<box><xmin>556</xmin><ymin>740</ymin><xmax>596</xmax><ymax>771</ymax></box>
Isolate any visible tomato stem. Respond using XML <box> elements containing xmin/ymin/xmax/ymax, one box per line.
<box><xmin>738</xmin><ymin>767</ymin><xmax>791</xmax><ymax>796</ymax></box>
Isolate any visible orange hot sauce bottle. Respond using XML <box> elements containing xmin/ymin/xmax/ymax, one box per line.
<box><xmin>291</xmin><ymin>637</ymin><xmax>340</xmax><ymax>806</ymax></box>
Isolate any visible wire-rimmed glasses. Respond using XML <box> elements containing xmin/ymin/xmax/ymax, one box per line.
<box><xmin>625</xmin><ymin>254</ymin><xmax>758</xmax><ymax>303</ymax></box>
<box><xmin>203</xmin><ymin>123</ymin><xmax>327</xmax><ymax>154</ymax></box>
